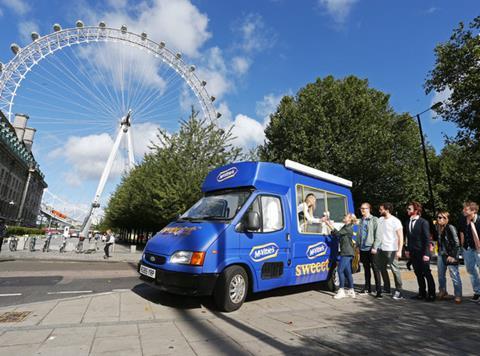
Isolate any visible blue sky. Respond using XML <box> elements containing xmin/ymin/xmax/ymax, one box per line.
<box><xmin>0</xmin><ymin>0</ymin><xmax>476</xmax><ymax>219</ymax></box>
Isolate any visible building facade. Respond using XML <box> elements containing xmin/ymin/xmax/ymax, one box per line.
<box><xmin>0</xmin><ymin>110</ymin><xmax>47</xmax><ymax>226</ymax></box>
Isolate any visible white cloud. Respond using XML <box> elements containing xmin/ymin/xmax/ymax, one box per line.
<box><xmin>17</xmin><ymin>20</ymin><xmax>39</xmax><ymax>44</ymax></box>
<box><xmin>81</xmin><ymin>0</ymin><xmax>211</xmax><ymax>57</ymax></box>
<box><xmin>256</xmin><ymin>92</ymin><xmax>286</xmax><ymax>120</ymax></box>
<box><xmin>197</xmin><ymin>47</ymin><xmax>232</xmax><ymax>99</ymax></box>
<box><xmin>318</xmin><ymin>0</ymin><xmax>358</xmax><ymax>24</ymax></box>
<box><xmin>229</xmin><ymin>114</ymin><xmax>265</xmax><ymax>148</ymax></box>
<box><xmin>107</xmin><ymin>0</ymin><xmax>128</xmax><ymax>9</ymax></box>
<box><xmin>236</xmin><ymin>13</ymin><xmax>275</xmax><ymax>53</ymax></box>
<box><xmin>131</xmin><ymin>122</ymin><xmax>162</xmax><ymax>157</ymax></box>
<box><xmin>1</xmin><ymin>0</ymin><xmax>29</xmax><ymax>15</ymax></box>
<box><xmin>231</xmin><ymin>56</ymin><xmax>250</xmax><ymax>76</ymax></box>
<box><xmin>216</xmin><ymin>92</ymin><xmax>288</xmax><ymax>150</ymax></box>
<box><xmin>50</xmin><ymin>132</ymin><xmax>125</xmax><ymax>184</ymax></box>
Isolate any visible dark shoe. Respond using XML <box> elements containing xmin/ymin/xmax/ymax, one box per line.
<box><xmin>425</xmin><ymin>295</ymin><xmax>436</xmax><ymax>302</ymax></box>
<box><xmin>359</xmin><ymin>289</ymin><xmax>371</xmax><ymax>294</ymax></box>
<box><xmin>374</xmin><ymin>292</ymin><xmax>383</xmax><ymax>299</ymax></box>
<box><xmin>410</xmin><ymin>294</ymin><xmax>425</xmax><ymax>300</ymax></box>
<box><xmin>470</xmin><ymin>294</ymin><xmax>480</xmax><ymax>302</ymax></box>
<box><xmin>383</xmin><ymin>289</ymin><xmax>391</xmax><ymax>294</ymax></box>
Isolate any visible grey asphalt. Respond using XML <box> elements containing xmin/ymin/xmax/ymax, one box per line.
<box><xmin>0</xmin><ymin>260</ymin><xmax>140</xmax><ymax>307</ymax></box>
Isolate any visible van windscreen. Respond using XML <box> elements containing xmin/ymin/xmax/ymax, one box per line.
<box><xmin>180</xmin><ymin>190</ymin><xmax>251</xmax><ymax>221</ymax></box>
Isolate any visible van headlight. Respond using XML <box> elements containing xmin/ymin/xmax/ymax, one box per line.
<box><xmin>170</xmin><ymin>251</ymin><xmax>205</xmax><ymax>266</ymax></box>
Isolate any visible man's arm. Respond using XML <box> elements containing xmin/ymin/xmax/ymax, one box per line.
<box><xmin>422</xmin><ymin>219</ymin><xmax>430</xmax><ymax>261</ymax></box>
<box><xmin>396</xmin><ymin>228</ymin><xmax>403</xmax><ymax>258</ymax></box>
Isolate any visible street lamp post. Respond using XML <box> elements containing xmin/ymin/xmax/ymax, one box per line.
<box><xmin>415</xmin><ymin>102</ymin><xmax>442</xmax><ymax>216</ymax></box>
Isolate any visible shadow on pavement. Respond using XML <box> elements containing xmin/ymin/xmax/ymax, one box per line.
<box><xmin>131</xmin><ymin>282</ymin><xmax>214</xmax><ymax>309</ymax></box>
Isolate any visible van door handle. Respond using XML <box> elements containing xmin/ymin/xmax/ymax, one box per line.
<box><xmin>286</xmin><ymin>233</ymin><xmax>290</xmax><ymax>241</ymax></box>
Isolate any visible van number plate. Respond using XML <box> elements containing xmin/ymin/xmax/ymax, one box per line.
<box><xmin>140</xmin><ymin>265</ymin><xmax>156</xmax><ymax>279</ymax></box>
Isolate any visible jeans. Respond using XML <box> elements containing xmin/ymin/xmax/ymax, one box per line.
<box><xmin>360</xmin><ymin>250</ymin><xmax>380</xmax><ymax>292</ymax></box>
<box><xmin>338</xmin><ymin>256</ymin><xmax>353</xmax><ymax>289</ymax></box>
<box><xmin>437</xmin><ymin>255</ymin><xmax>462</xmax><ymax>297</ymax></box>
<box><xmin>375</xmin><ymin>250</ymin><xmax>403</xmax><ymax>292</ymax></box>
<box><xmin>411</xmin><ymin>251</ymin><xmax>436</xmax><ymax>297</ymax></box>
<box><xmin>463</xmin><ymin>247</ymin><xmax>480</xmax><ymax>295</ymax></box>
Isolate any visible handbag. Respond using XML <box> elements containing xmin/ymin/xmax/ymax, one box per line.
<box><xmin>352</xmin><ymin>247</ymin><xmax>361</xmax><ymax>273</ymax></box>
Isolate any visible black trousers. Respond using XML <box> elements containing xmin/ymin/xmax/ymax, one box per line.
<box><xmin>411</xmin><ymin>251</ymin><xmax>436</xmax><ymax>297</ymax></box>
<box><xmin>360</xmin><ymin>250</ymin><xmax>380</xmax><ymax>293</ymax></box>
<box><xmin>104</xmin><ymin>243</ymin><xmax>113</xmax><ymax>257</ymax></box>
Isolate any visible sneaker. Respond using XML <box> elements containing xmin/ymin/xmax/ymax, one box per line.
<box><xmin>347</xmin><ymin>289</ymin><xmax>356</xmax><ymax>299</ymax></box>
<box><xmin>454</xmin><ymin>297</ymin><xmax>462</xmax><ymax>304</ymax></box>
<box><xmin>392</xmin><ymin>291</ymin><xmax>404</xmax><ymax>300</ymax></box>
<box><xmin>333</xmin><ymin>288</ymin><xmax>347</xmax><ymax>299</ymax></box>
<box><xmin>470</xmin><ymin>294</ymin><xmax>480</xmax><ymax>302</ymax></box>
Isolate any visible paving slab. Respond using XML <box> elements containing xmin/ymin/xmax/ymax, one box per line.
<box><xmin>90</xmin><ymin>335</ymin><xmax>142</xmax><ymax>356</ymax></box>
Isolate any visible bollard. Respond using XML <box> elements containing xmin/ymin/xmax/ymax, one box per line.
<box><xmin>130</xmin><ymin>245</ymin><xmax>136</xmax><ymax>253</ymax></box>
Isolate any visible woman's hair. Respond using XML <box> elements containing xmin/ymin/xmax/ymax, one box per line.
<box><xmin>346</xmin><ymin>213</ymin><xmax>358</xmax><ymax>225</ymax></box>
<box><xmin>437</xmin><ymin>210</ymin><xmax>450</xmax><ymax>223</ymax></box>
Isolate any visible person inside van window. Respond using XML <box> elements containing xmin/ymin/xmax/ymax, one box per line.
<box><xmin>298</xmin><ymin>193</ymin><xmax>322</xmax><ymax>232</ymax></box>
<box><xmin>323</xmin><ymin>213</ymin><xmax>358</xmax><ymax>299</ymax></box>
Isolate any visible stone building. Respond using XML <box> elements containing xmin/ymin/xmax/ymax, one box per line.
<box><xmin>0</xmin><ymin>110</ymin><xmax>47</xmax><ymax>226</ymax></box>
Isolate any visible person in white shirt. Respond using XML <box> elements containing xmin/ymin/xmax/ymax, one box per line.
<box><xmin>104</xmin><ymin>229</ymin><xmax>115</xmax><ymax>259</ymax></box>
<box><xmin>297</xmin><ymin>193</ymin><xmax>322</xmax><ymax>232</ymax></box>
<box><xmin>371</xmin><ymin>202</ymin><xmax>404</xmax><ymax>299</ymax></box>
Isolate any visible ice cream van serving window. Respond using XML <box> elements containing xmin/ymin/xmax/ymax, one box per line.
<box><xmin>296</xmin><ymin>184</ymin><xmax>347</xmax><ymax>235</ymax></box>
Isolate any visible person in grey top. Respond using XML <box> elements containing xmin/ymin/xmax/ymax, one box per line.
<box><xmin>357</xmin><ymin>202</ymin><xmax>380</xmax><ymax>294</ymax></box>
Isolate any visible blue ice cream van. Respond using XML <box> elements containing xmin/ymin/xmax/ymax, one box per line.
<box><xmin>138</xmin><ymin>160</ymin><xmax>354</xmax><ymax>311</ymax></box>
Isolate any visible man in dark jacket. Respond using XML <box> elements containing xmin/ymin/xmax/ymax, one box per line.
<box><xmin>404</xmin><ymin>201</ymin><xmax>436</xmax><ymax>301</ymax></box>
<box><xmin>0</xmin><ymin>218</ymin><xmax>6</xmax><ymax>252</ymax></box>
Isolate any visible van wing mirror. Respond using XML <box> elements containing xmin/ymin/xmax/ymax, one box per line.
<box><xmin>246</xmin><ymin>211</ymin><xmax>261</xmax><ymax>231</ymax></box>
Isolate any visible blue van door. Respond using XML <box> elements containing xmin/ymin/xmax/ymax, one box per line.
<box><xmin>238</xmin><ymin>194</ymin><xmax>291</xmax><ymax>291</ymax></box>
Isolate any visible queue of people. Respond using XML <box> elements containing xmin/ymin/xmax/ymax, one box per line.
<box><xmin>326</xmin><ymin>200</ymin><xmax>480</xmax><ymax>304</ymax></box>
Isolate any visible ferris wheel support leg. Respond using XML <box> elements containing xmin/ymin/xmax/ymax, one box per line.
<box><xmin>80</xmin><ymin>127</ymin><xmax>125</xmax><ymax>237</ymax></box>
<box><xmin>126</xmin><ymin>128</ymin><xmax>135</xmax><ymax>171</ymax></box>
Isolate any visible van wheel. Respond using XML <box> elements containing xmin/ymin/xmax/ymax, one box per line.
<box><xmin>320</xmin><ymin>266</ymin><xmax>337</xmax><ymax>292</ymax></box>
<box><xmin>213</xmin><ymin>265</ymin><xmax>248</xmax><ymax>312</ymax></box>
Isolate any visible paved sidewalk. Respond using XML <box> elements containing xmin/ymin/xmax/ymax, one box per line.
<box><xmin>0</xmin><ymin>267</ymin><xmax>478</xmax><ymax>355</ymax></box>
<box><xmin>0</xmin><ymin>238</ymin><xmax>142</xmax><ymax>263</ymax></box>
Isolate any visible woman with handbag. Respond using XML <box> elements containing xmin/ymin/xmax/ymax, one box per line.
<box><xmin>436</xmin><ymin>210</ymin><xmax>462</xmax><ymax>304</ymax></box>
<box><xmin>323</xmin><ymin>213</ymin><xmax>358</xmax><ymax>299</ymax></box>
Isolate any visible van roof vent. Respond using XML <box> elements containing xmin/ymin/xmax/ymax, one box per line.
<box><xmin>284</xmin><ymin>160</ymin><xmax>353</xmax><ymax>188</ymax></box>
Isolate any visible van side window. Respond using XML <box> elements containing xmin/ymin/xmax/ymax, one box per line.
<box><xmin>242</xmin><ymin>195</ymin><xmax>284</xmax><ymax>233</ymax></box>
<box><xmin>296</xmin><ymin>185</ymin><xmax>327</xmax><ymax>234</ymax></box>
<box><xmin>326</xmin><ymin>192</ymin><xmax>347</xmax><ymax>222</ymax></box>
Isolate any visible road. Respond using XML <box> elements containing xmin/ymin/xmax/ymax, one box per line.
<box><xmin>0</xmin><ymin>260</ymin><xmax>140</xmax><ymax>307</ymax></box>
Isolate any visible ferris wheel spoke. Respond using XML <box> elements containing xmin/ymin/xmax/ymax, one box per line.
<box><xmin>23</xmin><ymin>63</ymin><xmax>114</xmax><ymax>119</ymax></box>
<box><xmin>47</xmin><ymin>53</ymin><xmax>120</xmax><ymax>119</ymax></box>
<box><xmin>63</xmin><ymin>44</ymin><xmax>123</xmax><ymax>118</ymax></box>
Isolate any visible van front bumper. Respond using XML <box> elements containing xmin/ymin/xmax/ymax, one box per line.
<box><xmin>138</xmin><ymin>262</ymin><xmax>219</xmax><ymax>296</ymax></box>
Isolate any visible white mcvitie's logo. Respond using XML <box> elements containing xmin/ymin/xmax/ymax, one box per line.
<box><xmin>306</xmin><ymin>242</ymin><xmax>328</xmax><ymax>260</ymax></box>
<box><xmin>216</xmin><ymin>167</ymin><xmax>238</xmax><ymax>182</ymax></box>
<box><xmin>249</xmin><ymin>243</ymin><xmax>279</xmax><ymax>262</ymax></box>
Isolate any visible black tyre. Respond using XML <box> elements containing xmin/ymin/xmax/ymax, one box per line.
<box><xmin>320</xmin><ymin>266</ymin><xmax>337</xmax><ymax>292</ymax></box>
<box><xmin>213</xmin><ymin>265</ymin><xmax>248</xmax><ymax>312</ymax></box>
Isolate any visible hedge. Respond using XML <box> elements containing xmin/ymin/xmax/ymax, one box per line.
<box><xmin>6</xmin><ymin>226</ymin><xmax>44</xmax><ymax>236</ymax></box>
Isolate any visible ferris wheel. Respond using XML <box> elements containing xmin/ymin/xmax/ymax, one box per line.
<box><xmin>0</xmin><ymin>21</ymin><xmax>221</xmax><ymax>235</ymax></box>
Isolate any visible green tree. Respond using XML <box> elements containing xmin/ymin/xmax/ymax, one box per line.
<box><xmin>259</xmin><ymin>75</ymin><xmax>431</xmax><ymax>215</ymax></box>
<box><xmin>104</xmin><ymin>109</ymin><xmax>241</xmax><ymax>231</ymax></box>
<box><xmin>425</xmin><ymin>16</ymin><xmax>480</xmax><ymax>145</ymax></box>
